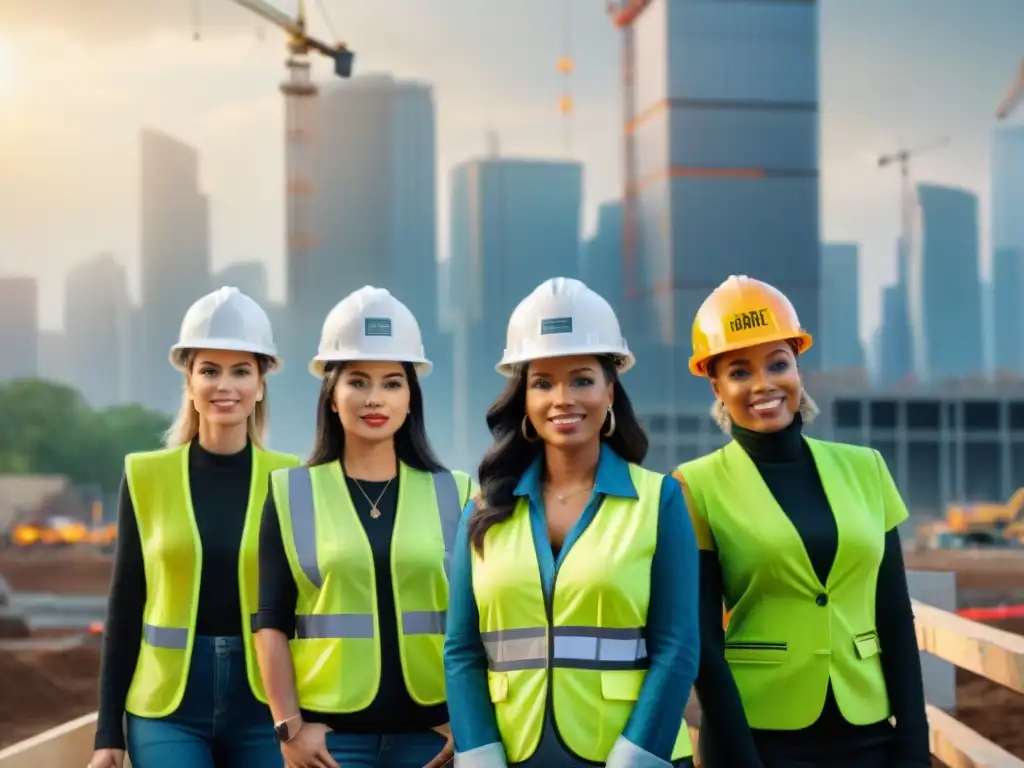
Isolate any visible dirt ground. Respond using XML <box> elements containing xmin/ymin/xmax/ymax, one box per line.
<box><xmin>0</xmin><ymin>549</ymin><xmax>1023</xmax><ymax>760</ymax></box>
<box><xmin>0</xmin><ymin>547</ymin><xmax>113</xmax><ymax>595</ymax></box>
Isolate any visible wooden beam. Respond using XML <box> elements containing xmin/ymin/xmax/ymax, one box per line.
<box><xmin>926</xmin><ymin>704</ymin><xmax>1024</xmax><ymax>767</ymax></box>
<box><xmin>914</xmin><ymin>599</ymin><xmax>1024</xmax><ymax>693</ymax></box>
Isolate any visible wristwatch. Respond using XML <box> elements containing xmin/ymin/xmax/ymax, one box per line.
<box><xmin>274</xmin><ymin>716</ymin><xmax>301</xmax><ymax>744</ymax></box>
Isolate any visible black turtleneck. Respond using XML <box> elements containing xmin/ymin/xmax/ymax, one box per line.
<box><xmin>95</xmin><ymin>438</ymin><xmax>255</xmax><ymax>750</ymax></box>
<box><xmin>694</xmin><ymin>415</ymin><xmax>929</xmax><ymax>766</ymax></box>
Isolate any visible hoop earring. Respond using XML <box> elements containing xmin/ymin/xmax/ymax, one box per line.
<box><xmin>603</xmin><ymin>406</ymin><xmax>616</xmax><ymax>438</ymax></box>
<box><xmin>521</xmin><ymin>415</ymin><xmax>539</xmax><ymax>442</ymax></box>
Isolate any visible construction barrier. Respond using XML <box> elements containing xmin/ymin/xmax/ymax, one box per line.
<box><xmin>1</xmin><ymin>599</ymin><xmax>1022</xmax><ymax>767</ymax></box>
<box><xmin>957</xmin><ymin>604</ymin><xmax>1024</xmax><ymax>622</ymax></box>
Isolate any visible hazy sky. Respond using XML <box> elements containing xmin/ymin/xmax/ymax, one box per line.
<box><xmin>1</xmin><ymin>0</ymin><xmax>1023</xmax><ymax>341</ymax></box>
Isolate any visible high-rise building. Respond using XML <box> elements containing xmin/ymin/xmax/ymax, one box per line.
<box><xmin>64</xmin><ymin>253</ymin><xmax>132</xmax><ymax>407</ymax></box>
<box><xmin>907</xmin><ymin>183</ymin><xmax>984</xmax><ymax>383</ymax></box>
<box><xmin>215</xmin><ymin>262</ymin><xmax>269</xmax><ymax>307</ymax></box>
<box><xmin>448</xmin><ymin>157</ymin><xmax>583</xmax><ymax>465</ymax></box>
<box><xmin>991</xmin><ymin>126</ymin><xmax>1024</xmax><ymax>373</ymax></box>
<box><xmin>820</xmin><ymin>243</ymin><xmax>864</xmax><ymax>372</ymax></box>
<box><xmin>36</xmin><ymin>331</ymin><xmax>69</xmax><ymax>385</ymax></box>
<box><xmin>271</xmin><ymin>74</ymin><xmax>442</xmax><ymax>457</ymax></box>
<box><xmin>0</xmin><ymin>276</ymin><xmax>38</xmax><ymax>381</ymax></box>
<box><xmin>139</xmin><ymin>130</ymin><xmax>211</xmax><ymax>413</ymax></box>
<box><xmin>617</xmin><ymin>0</ymin><xmax>820</xmax><ymax>412</ymax></box>
<box><xmin>580</xmin><ymin>201</ymin><xmax>623</xmax><ymax>312</ymax></box>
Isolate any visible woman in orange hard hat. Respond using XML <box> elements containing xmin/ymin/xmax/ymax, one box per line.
<box><xmin>674</xmin><ymin>275</ymin><xmax>929</xmax><ymax>768</ymax></box>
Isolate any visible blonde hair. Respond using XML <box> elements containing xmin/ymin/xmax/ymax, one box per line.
<box><xmin>711</xmin><ymin>390</ymin><xmax>819</xmax><ymax>435</ymax></box>
<box><xmin>163</xmin><ymin>351</ymin><xmax>270</xmax><ymax>449</ymax></box>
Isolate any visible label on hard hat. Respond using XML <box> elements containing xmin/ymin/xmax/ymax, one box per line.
<box><xmin>540</xmin><ymin>317</ymin><xmax>573</xmax><ymax>335</ymax></box>
<box><xmin>726</xmin><ymin>308</ymin><xmax>775</xmax><ymax>336</ymax></box>
<box><xmin>364</xmin><ymin>317</ymin><xmax>392</xmax><ymax>337</ymax></box>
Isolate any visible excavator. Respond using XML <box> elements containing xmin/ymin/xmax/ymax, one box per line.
<box><xmin>942</xmin><ymin>488</ymin><xmax>1024</xmax><ymax>547</ymax></box>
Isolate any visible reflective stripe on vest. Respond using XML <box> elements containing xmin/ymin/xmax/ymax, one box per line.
<box><xmin>679</xmin><ymin>438</ymin><xmax>891</xmax><ymax>730</ymax></box>
<box><xmin>481</xmin><ymin>627</ymin><xmax>648</xmax><ymax>672</ymax></box>
<box><xmin>125</xmin><ymin>444</ymin><xmax>300</xmax><ymax>717</ymax></box>
<box><xmin>471</xmin><ymin>462</ymin><xmax>692</xmax><ymax>764</ymax></box>
<box><xmin>277</xmin><ymin>461</ymin><xmax>471</xmax><ymax>712</ymax></box>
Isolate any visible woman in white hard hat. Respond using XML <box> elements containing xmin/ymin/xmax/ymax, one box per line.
<box><xmin>444</xmin><ymin>277</ymin><xmax>700</xmax><ymax>768</ymax></box>
<box><xmin>676</xmin><ymin>276</ymin><xmax>927</xmax><ymax>768</ymax></box>
<box><xmin>89</xmin><ymin>286</ymin><xmax>300</xmax><ymax>768</ymax></box>
<box><xmin>254</xmin><ymin>286</ymin><xmax>475</xmax><ymax>768</ymax></box>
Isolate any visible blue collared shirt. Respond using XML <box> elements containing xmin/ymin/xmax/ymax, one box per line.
<box><xmin>443</xmin><ymin>444</ymin><xmax>700</xmax><ymax>765</ymax></box>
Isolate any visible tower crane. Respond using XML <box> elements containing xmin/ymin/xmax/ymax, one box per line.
<box><xmin>556</xmin><ymin>0</ymin><xmax>574</xmax><ymax>155</ymax></box>
<box><xmin>224</xmin><ymin>0</ymin><xmax>355</xmax><ymax>313</ymax></box>
<box><xmin>995</xmin><ymin>56</ymin><xmax>1024</xmax><ymax>120</ymax></box>
<box><xmin>876</xmin><ymin>136</ymin><xmax>949</xmax><ymax>268</ymax></box>
<box><xmin>229</xmin><ymin>0</ymin><xmax>354</xmax><ymax>78</ymax></box>
<box><xmin>605</xmin><ymin>0</ymin><xmax>652</xmax><ymax>301</ymax></box>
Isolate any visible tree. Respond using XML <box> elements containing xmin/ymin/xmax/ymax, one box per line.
<box><xmin>0</xmin><ymin>379</ymin><xmax>170</xmax><ymax>493</ymax></box>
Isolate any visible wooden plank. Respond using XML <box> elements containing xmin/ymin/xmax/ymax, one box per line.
<box><xmin>914</xmin><ymin>599</ymin><xmax>1024</xmax><ymax>694</ymax></box>
<box><xmin>927</xmin><ymin>704</ymin><xmax>1024</xmax><ymax>767</ymax></box>
<box><xmin>0</xmin><ymin>712</ymin><xmax>97</xmax><ymax>767</ymax></box>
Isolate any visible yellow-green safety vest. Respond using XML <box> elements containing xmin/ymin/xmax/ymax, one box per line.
<box><xmin>272</xmin><ymin>460</ymin><xmax>474</xmax><ymax>713</ymax></box>
<box><xmin>679</xmin><ymin>437</ymin><xmax>907</xmax><ymax>730</ymax></box>
<box><xmin>124</xmin><ymin>443</ymin><xmax>300</xmax><ymax>717</ymax></box>
<box><xmin>471</xmin><ymin>463</ymin><xmax>693</xmax><ymax>764</ymax></box>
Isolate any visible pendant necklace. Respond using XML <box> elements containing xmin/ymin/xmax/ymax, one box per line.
<box><xmin>351</xmin><ymin>477</ymin><xmax>393</xmax><ymax>519</ymax></box>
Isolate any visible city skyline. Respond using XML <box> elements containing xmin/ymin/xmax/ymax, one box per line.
<box><xmin>2</xmin><ymin>0</ymin><xmax>1024</xmax><ymax>343</ymax></box>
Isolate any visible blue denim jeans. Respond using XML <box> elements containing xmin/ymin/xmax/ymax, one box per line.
<box><xmin>325</xmin><ymin>730</ymin><xmax>448</xmax><ymax>767</ymax></box>
<box><xmin>126</xmin><ymin>635</ymin><xmax>282</xmax><ymax>768</ymax></box>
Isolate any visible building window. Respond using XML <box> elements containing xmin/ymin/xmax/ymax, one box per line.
<box><xmin>1012</xmin><ymin>443</ymin><xmax>1024</xmax><ymax>488</ymax></box>
<box><xmin>676</xmin><ymin>415</ymin><xmax>701</xmax><ymax>433</ymax></box>
<box><xmin>833</xmin><ymin>400</ymin><xmax>861</xmax><ymax>429</ymax></box>
<box><xmin>672</xmin><ymin>444</ymin><xmax>701</xmax><ymax>465</ymax></box>
<box><xmin>906</xmin><ymin>441</ymin><xmax>941</xmax><ymax>515</ymax></box>
<box><xmin>906</xmin><ymin>401</ymin><xmax>941</xmax><ymax>430</ymax></box>
<box><xmin>946</xmin><ymin>402</ymin><xmax>958</xmax><ymax>429</ymax></box>
<box><xmin>964</xmin><ymin>441</ymin><xmax>1001</xmax><ymax>500</ymax></box>
<box><xmin>963</xmin><ymin>401</ymin><xmax>1000</xmax><ymax>431</ymax></box>
<box><xmin>1010</xmin><ymin>402</ymin><xmax>1024</xmax><ymax>431</ymax></box>
<box><xmin>649</xmin><ymin>415</ymin><xmax>667</xmax><ymax>433</ymax></box>
<box><xmin>870</xmin><ymin>439</ymin><xmax>899</xmax><ymax>483</ymax></box>
<box><xmin>869</xmin><ymin>401</ymin><xmax>898</xmax><ymax>430</ymax></box>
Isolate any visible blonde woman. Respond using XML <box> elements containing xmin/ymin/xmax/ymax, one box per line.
<box><xmin>89</xmin><ymin>287</ymin><xmax>299</xmax><ymax>768</ymax></box>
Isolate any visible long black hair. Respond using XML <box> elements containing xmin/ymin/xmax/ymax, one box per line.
<box><xmin>467</xmin><ymin>355</ymin><xmax>647</xmax><ymax>555</ymax></box>
<box><xmin>307</xmin><ymin>361</ymin><xmax>445</xmax><ymax>472</ymax></box>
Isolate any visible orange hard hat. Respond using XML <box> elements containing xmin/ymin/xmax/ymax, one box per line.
<box><xmin>689</xmin><ymin>275</ymin><xmax>813</xmax><ymax>376</ymax></box>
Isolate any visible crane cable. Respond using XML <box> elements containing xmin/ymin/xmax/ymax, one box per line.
<box><xmin>313</xmin><ymin>0</ymin><xmax>338</xmax><ymax>41</ymax></box>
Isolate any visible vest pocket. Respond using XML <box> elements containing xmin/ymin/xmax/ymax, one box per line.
<box><xmin>724</xmin><ymin>641</ymin><xmax>788</xmax><ymax>664</ymax></box>
<box><xmin>488</xmin><ymin>670</ymin><xmax>509</xmax><ymax>702</ymax></box>
<box><xmin>600</xmin><ymin>669</ymin><xmax>645</xmax><ymax>701</ymax></box>
<box><xmin>853</xmin><ymin>630</ymin><xmax>880</xmax><ymax>660</ymax></box>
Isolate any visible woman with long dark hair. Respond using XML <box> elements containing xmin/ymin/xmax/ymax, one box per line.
<box><xmin>253</xmin><ymin>286</ymin><xmax>475</xmax><ymax>768</ymax></box>
<box><xmin>444</xmin><ymin>277</ymin><xmax>700</xmax><ymax>768</ymax></box>
<box><xmin>677</xmin><ymin>275</ymin><xmax>928</xmax><ymax>768</ymax></box>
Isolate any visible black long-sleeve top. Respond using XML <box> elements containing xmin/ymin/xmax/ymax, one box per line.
<box><xmin>689</xmin><ymin>415</ymin><xmax>929</xmax><ymax>766</ymax></box>
<box><xmin>255</xmin><ymin>471</ymin><xmax>448</xmax><ymax>733</ymax></box>
<box><xmin>95</xmin><ymin>439</ymin><xmax>256</xmax><ymax>750</ymax></box>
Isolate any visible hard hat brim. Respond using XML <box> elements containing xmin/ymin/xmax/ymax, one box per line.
<box><xmin>496</xmin><ymin>348</ymin><xmax>636</xmax><ymax>377</ymax></box>
<box><xmin>308</xmin><ymin>354</ymin><xmax>433</xmax><ymax>380</ymax></box>
<box><xmin>170</xmin><ymin>340</ymin><xmax>282</xmax><ymax>373</ymax></box>
<box><xmin>689</xmin><ymin>332</ymin><xmax>813</xmax><ymax>376</ymax></box>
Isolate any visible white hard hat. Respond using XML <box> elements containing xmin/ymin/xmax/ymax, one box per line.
<box><xmin>497</xmin><ymin>277</ymin><xmax>634</xmax><ymax>376</ymax></box>
<box><xmin>169</xmin><ymin>286</ymin><xmax>280</xmax><ymax>372</ymax></box>
<box><xmin>310</xmin><ymin>286</ymin><xmax>432</xmax><ymax>379</ymax></box>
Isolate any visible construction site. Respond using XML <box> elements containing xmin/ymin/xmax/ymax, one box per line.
<box><xmin>2</xmin><ymin>471</ymin><xmax>1024</xmax><ymax>765</ymax></box>
<box><xmin>3</xmin><ymin>0</ymin><xmax>1024</xmax><ymax>765</ymax></box>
